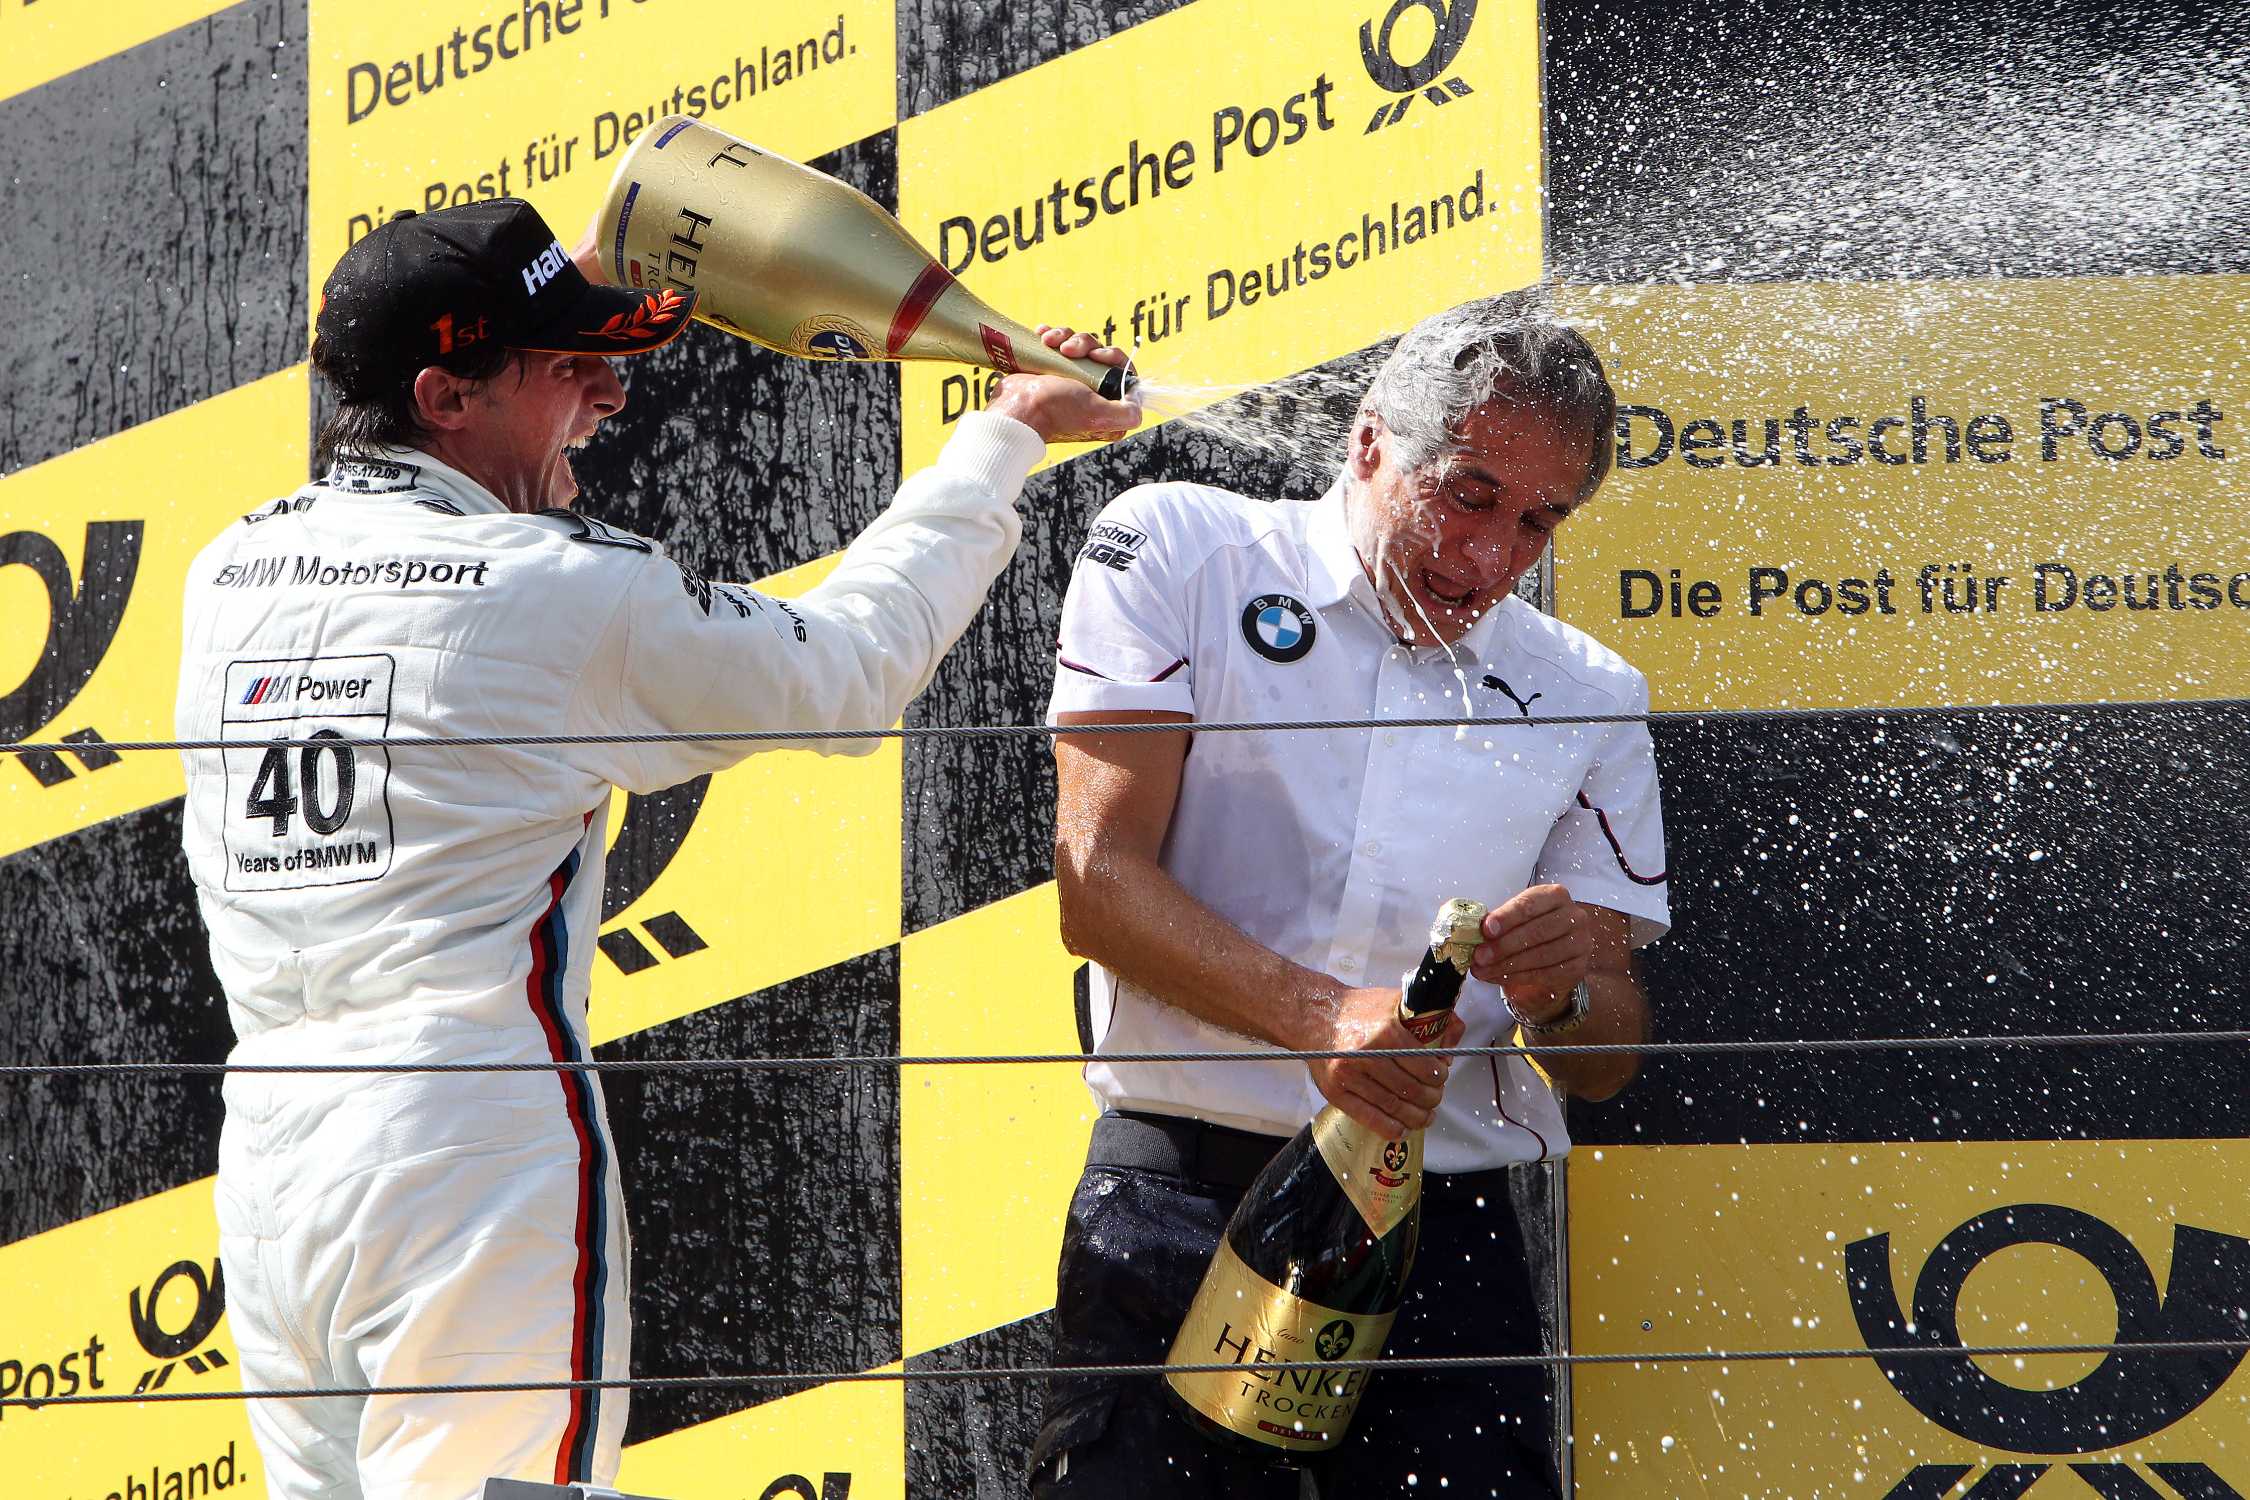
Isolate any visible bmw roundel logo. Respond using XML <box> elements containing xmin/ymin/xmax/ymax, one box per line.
<box><xmin>1242</xmin><ymin>593</ymin><xmax>1317</xmax><ymax>663</ymax></box>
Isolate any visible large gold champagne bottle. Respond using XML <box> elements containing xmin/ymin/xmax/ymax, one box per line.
<box><xmin>1164</xmin><ymin>898</ymin><xmax>1486</xmax><ymax>1462</ymax></box>
<box><xmin>593</xmin><ymin>116</ymin><xmax>1130</xmax><ymax>398</ymax></box>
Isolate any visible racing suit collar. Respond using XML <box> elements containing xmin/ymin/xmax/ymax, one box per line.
<box><xmin>323</xmin><ymin>447</ymin><xmax>510</xmax><ymax>516</ymax></box>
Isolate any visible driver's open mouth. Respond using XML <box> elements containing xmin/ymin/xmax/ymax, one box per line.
<box><xmin>1420</xmin><ymin>566</ymin><xmax>1476</xmax><ymax>607</ymax></box>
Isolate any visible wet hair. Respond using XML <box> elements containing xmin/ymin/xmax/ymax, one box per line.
<box><xmin>1358</xmin><ymin>290</ymin><xmax>1618</xmax><ymax>502</ymax></box>
<box><xmin>311</xmin><ymin>334</ymin><xmax>518</xmax><ymax>470</ymax></box>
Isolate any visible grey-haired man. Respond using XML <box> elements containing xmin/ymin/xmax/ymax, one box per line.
<box><xmin>1035</xmin><ymin>295</ymin><xmax>1669</xmax><ymax>1497</ymax></box>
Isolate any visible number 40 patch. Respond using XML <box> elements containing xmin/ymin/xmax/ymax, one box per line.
<box><xmin>218</xmin><ymin>655</ymin><xmax>397</xmax><ymax>892</ymax></box>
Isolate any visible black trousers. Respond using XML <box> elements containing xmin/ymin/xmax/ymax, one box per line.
<box><xmin>1029</xmin><ymin>1113</ymin><xmax>1560</xmax><ymax>1500</ymax></box>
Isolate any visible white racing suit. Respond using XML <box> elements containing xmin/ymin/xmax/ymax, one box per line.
<box><xmin>175</xmin><ymin>415</ymin><xmax>1045</xmax><ymax>1499</ymax></box>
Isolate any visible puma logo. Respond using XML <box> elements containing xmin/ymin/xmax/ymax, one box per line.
<box><xmin>1482</xmin><ymin>673</ymin><xmax>1542</xmax><ymax>718</ymax></box>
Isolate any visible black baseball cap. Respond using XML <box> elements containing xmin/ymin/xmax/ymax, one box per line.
<box><xmin>315</xmin><ymin>198</ymin><xmax>697</xmax><ymax>400</ymax></box>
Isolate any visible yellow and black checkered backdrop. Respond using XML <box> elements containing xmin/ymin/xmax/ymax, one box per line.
<box><xmin>3</xmin><ymin>0</ymin><xmax>2247</xmax><ymax>1494</ymax></box>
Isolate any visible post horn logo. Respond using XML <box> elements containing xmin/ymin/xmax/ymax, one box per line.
<box><xmin>129</xmin><ymin>1258</ymin><xmax>231</xmax><ymax>1393</ymax></box>
<box><xmin>1359</xmin><ymin>0</ymin><xmax>1478</xmax><ymax>133</ymax></box>
<box><xmin>1846</xmin><ymin>1204</ymin><xmax>2250</xmax><ymax>1496</ymax></box>
<box><xmin>1</xmin><ymin>523</ymin><xmax>142</xmax><ymax>789</ymax></box>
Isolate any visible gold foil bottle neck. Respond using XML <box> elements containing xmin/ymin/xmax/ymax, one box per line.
<box><xmin>1429</xmin><ymin>897</ymin><xmax>1486</xmax><ymax>973</ymax></box>
<box><xmin>1322</xmin><ymin>897</ymin><xmax>1484</xmax><ymax>1230</ymax></box>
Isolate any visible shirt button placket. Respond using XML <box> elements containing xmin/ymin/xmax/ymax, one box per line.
<box><xmin>1331</xmin><ymin>648</ymin><xmax>1402</xmax><ymax>981</ymax></box>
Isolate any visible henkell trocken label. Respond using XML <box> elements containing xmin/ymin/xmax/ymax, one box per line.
<box><xmin>1165</xmin><ymin>1240</ymin><xmax>1400</xmax><ymax>1451</ymax></box>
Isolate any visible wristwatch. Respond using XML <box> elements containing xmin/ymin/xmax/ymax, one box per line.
<box><xmin>1521</xmin><ymin>979</ymin><xmax>1591</xmax><ymax>1037</ymax></box>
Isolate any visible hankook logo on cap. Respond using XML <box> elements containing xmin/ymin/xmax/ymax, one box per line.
<box><xmin>1242</xmin><ymin>593</ymin><xmax>1317</xmax><ymax>663</ymax></box>
<box><xmin>521</xmin><ymin>240</ymin><xmax>570</xmax><ymax>297</ymax></box>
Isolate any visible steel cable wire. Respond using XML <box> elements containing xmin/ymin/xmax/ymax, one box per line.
<box><xmin>8</xmin><ymin>1339</ymin><xmax>2248</xmax><ymax>1409</ymax></box>
<box><xmin>9</xmin><ymin>691</ymin><xmax>2238</xmax><ymax>1076</ymax></box>
<box><xmin>3</xmin><ymin>694</ymin><xmax>2244</xmax><ymax>757</ymax></box>
<box><xmin>1</xmin><ymin>1028</ymin><xmax>2247</xmax><ymax>1079</ymax></box>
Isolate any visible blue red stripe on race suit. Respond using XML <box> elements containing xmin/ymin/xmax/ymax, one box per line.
<box><xmin>523</xmin><ymin>834</ymin><xmax>611</xmax><ymax>1482</ymax></box>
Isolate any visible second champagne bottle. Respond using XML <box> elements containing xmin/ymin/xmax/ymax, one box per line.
<box><xmin>1163</xmin><ymin>897</ymin><xmax>1488</xmax><ymax>1463</ymax></box>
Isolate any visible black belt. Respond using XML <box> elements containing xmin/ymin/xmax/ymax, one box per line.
<box><xmin>1089</xmin><ymin>1110</ymin><xmax>1518</xmax><ymax>1201</ymax></box>
<box><xmin>1089</xmin><ymin>1111</ymin><xmax>1290</xmax><ymax>1190</ymax></box>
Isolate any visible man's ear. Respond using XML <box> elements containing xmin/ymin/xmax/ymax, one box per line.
<box><xmin>1346</xmin><ymin>411</ymin><xmax>1386</xmax><ymax>482</ymax></box>
<box><xmin>411</xmin><ymin>367</ymin><xmax>475</xmax><ymax>433</ymax></box>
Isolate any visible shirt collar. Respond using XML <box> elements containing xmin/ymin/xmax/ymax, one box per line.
<box><xmin>323</xmin><ymin>447</ymin><xmax>510</xmax><ymax>516</ymax></box>
<box><xmin>1455</xmin><ymin>587</ymin><xmax>1521</xmax><ymax>659</ymax></box>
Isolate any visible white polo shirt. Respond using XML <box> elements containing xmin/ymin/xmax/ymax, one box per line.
<box><xmin>1048</xmin><ymin>480</ymin><xmax>1672</xmax><ymax>1170</ymax></box>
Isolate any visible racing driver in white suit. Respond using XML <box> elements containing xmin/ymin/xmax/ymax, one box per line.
<box><xmin>174</xmin><ymin>198</ymin><xmax>1138</xmax><ymax>1499</ymax></box>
